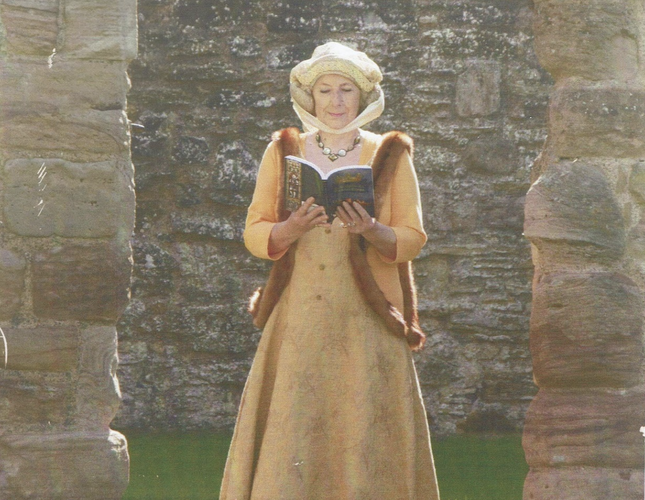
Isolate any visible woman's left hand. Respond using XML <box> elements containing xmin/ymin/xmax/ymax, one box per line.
<box><xmin>337</xmin><ymin>200</ymin><xmax>397</xmax><ymax>260</ymax></box>
<box><xmin>336</xmin><ymin>201</ymin><xmax>376</xmax><ymax>234</ymax></box>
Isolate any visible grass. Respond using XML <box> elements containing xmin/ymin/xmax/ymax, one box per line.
<box><xmin>433</xmin><ymin>435</ymin><xmax>528</xmax><ymax>500</ymax></box>
<box><xmin>122</xmin><ymin>431</ymin><xmax>527</xmax><ymax>500</ymax></box>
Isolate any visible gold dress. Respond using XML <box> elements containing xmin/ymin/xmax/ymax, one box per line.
<box><xmin>220</xmin><ymin>132</ymin><xmax>440</xmax><ymax>500</ymax></box>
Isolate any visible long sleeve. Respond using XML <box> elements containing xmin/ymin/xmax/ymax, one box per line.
<box><xmin>379</xmin><ymin>150</ymin><xmax>427</xmax><ymax>263</ymax></box>
<box><xmin>243</xmin><ymin>141</ymin><xmax>289</xmax><ymax>261</ymax></box>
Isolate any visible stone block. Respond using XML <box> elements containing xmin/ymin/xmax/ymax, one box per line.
<box><xmin>523</xmin><ymin>387</ymin><xmax>645</xmax><ymax>468</ymax></box>
<box><xmin>4</xmin><ymin>159</ymin><xmax>135</xmax><ymax>238</ymax></box>
<box><xmin>0</xmin><ymin>1</ymin><xmax>59</xmax><ymax>56</ymax></box>
<box><xmin>76</xmin><ymin>327</ymin><xmax>122</xmax><ymax>430</ymax></box>
<box><xmin>229</xmin><ymin>36</ymin><xmax>262</xmax><ymax>58</ymax></box>
<box><xmin>3</xmin><ymin>326</ymin><xmax>78</xmax><ymax>372</ymax></box>
<box><xmin>61</xmin><ymin>0</ymin><xmax>137</xmax><ymax>61</ymax></box>
<box><xmin>170</xmin><ymin>212</ymin><xmax>245</xmax><ymax>241</ymax></box>
<box><xmin>174</xmin><ymin>0</ymin><xmax>256</xmax><ymax>27</ymax></box>
<box><xmin>524</xmin><ymin>467</ymin><xmax>643</xmax><ymax>500</ymax></box>
<box><xmin>0</xmin><ymin>110</ymin><xmax>131</xmax><ymax>162</ymax></box>
<box><xmin>532</xmin><ymin>0</ymin><xmax>640</xmax><ymax>81</ymax></box>
<box><xmin>0</xmin><ymin>249</ymin><xmax>26</xmax><ymax>319</ymax></box>
<box><xmin>171</xmin><ymin>136</ymin><xmax>210</xmax><ymax>164</ymax></box>
<box><xmin>32</xmin><ymin>243</ymin><xmax>132</xmax><ymax>321</ymax></box>
<box><xmin>530</xmin><ymin>272</ymin><xmax>643</xmax><ymax>388</ymax></box>
<box><xmin>267</xmin><ymin>42</ymin><xmax>319</xmax><ymax>70</ymax></box>
<box><xmin>629</xmin><ymin>161</ymin><xmax>645</xmax><ymax>203</ymax></box>
<box><xmin>524</xmin><ymin>161</ymin><xmax>625</xmax><ymax>263</ymax></box>
<box><xmin>0</xmin><ymin>60</ymin><xmax>130</xmax><ymax>112</ymax></box>
<box><xmin>456</xmin><ymin>60</ymin><xmax>501</xmax><ymax>117</ymax></box>
<box><xmin>211</xmin><ymin>140</ymin><xmax>257</xmax><ymax>204</ymax></box>
<box><xmin>0</xmin><ymin>371</ymin><xmax>73</xmax><ymax>430</ymax></box>
<box><xmin>462</xmin><ymin>138</ymin><xmax>518</xmax><ymax>175</ymax></box>
<box><xmin>0</xmin><ymin>431</ymin><xmax>129</xmax><ymax>500</ymax></box>
<box><xmin>549</xmin><ymin>86</ymin><xmax>645</xmax><ymax>158</ymax></box>
<box><xmin>628</xmin><ymin>221</ymin><xmax>645</xmax><ymax>258</ymax></box>
<box><xmin>266</xmin><ymin>0</ymin><xmax>321</xmax><ymax>33</ymax></box>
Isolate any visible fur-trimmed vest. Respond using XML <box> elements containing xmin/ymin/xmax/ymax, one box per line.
<box><xmin>248</xmin><ymin>128</ymin><xmax>426</xmax><ymax>350</ymax></box>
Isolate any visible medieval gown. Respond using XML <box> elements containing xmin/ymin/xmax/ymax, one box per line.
<box><xmin>219</xmin><ymin>130</ymin><xmax>440</xmax><ymax>500</ymax></box>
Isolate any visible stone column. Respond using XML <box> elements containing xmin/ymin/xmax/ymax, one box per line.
<box><xmin>523</xmin><ymin>1</ymin><xmax>645</xmax><ymax>499</ymax></box>
<box><xmin>0</xmin><ymin>1</ymin><xmax>137</xmax><ymax>498</ymax></box>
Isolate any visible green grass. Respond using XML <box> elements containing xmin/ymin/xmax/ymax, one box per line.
<box><xmin>122</xmin><ymin>431</ymin><xmax>527</xmax><ymax>500</ymax></box>
<box><xmin>433</xmin><ymin>435</ymin><xmax>528</xmax><ymax>500</ymax></box>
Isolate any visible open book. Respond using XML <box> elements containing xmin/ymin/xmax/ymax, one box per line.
<box><xmin>284</xmin><ymin>155</ymin><xmax>375</xmax><ymax>217</ymax></box>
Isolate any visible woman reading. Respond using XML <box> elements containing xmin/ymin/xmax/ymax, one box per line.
<box><xmin>220</xmin><ymin>42</ymin><xmax>441</xmax><ymax>500</ymax></box>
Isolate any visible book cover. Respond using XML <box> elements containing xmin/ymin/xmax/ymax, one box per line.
<box><xmin>284</xmin><ymin>155</ymin><xmax>375</xmax><ymax>217</ymax></box>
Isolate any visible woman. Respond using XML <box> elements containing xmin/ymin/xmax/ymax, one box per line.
<box><xmin>220</xmin><ymin>42</ymin><xmax>440</xmax><ymax>500</ymax></box>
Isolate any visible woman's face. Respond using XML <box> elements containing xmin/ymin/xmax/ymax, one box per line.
<box><xmin>312</xmin><ymin>74</ymin><xmax>361</xmax><ymax>130</ymax></box>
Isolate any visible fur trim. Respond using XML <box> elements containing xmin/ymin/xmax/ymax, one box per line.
<box><xmin>348</xmin><ymin>233</ymin><xmax>407</xmax><ymax>338</ymax></box>
<box><xmin>398</xmin><ymin>260</ymin><xmax>425</xmax><ymax>350</ymax></box>
<box><xmin>248</xmin><ymin>128</ymin><xmax>301</xmax><ymax>324</ymax></box>
<box><xmin>372</xmin><ymin>131</ymin><xmax>413</xmax><ymax>217</ymax></box>
<box><xmin>249</xmin><ymin>128</ymin><xmax>426</xmax><ymax>351</ymax></box>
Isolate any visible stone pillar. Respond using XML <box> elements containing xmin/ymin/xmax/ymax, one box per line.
<box><xmin>523</xmin><ymin>1</ymin><xmax>645</xmax><ymax>499</ymax></box>
<box><xmin>0</xmin><ymin>1</ymin><xmax>137</xmax><ymax>499</ymax></box>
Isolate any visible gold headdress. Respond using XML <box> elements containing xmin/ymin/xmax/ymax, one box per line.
<box><xmin>290</xmin><ymin>42</ymin><xmax>385</xmax><ymax>134</ymax></box>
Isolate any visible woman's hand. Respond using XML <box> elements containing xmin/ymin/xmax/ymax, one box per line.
<box><xmin>336</xmin><ymin>200</ymin><xmax>376</xmax><ymax>234</ymax></box>
<box><xmin>337</xmin><ymin>201</ymin><xmax>397</xmax><ymax>261</ymax></box>
<box><xmin>268</xmin><ymin>197</ymin><xmax>330</xmax><ymax>256</ymax></box>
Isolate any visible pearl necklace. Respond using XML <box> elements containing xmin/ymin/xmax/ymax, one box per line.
<box><xmin>316</xmin><ymin>133</ymin><xmax>361</xmax><ymax>162</ymax></box>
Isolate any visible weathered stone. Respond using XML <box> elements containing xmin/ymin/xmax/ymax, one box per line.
<box><xmin>0</xmin><ymin>371</ymin><xmax>73</xmax><ymax>430</ymax></box>
<box><xmin>76</xmin><ymin>327</ymin><xmax>122</xmax><ymax>430</ymax></box>
<box><xmin>170</xmin><ymin>212</ymin><xmax>245</xmax><ymax>241</ymax></box>
<box><xmin>61</xmin><ymin>0</ymin><xmax>138</xmax><ymax>60</ymax></box>
<box><xmin>1</xmin><ymin>0</ymin><xmax>135</xmax><ymax>494</ymax></box>
<box><xmin>266</xmin><ymin>0</ymin><xmax>322</xmax><ymax>33</ymax></box>
<box><xmin>228</xmin><ymin>36</ymin><xmax>262</xmax><ymax>58</ymax></box>
<box><xmin>629</xmin><ymin>161</ymin><xmax>645</xmax><ymax>203</ymax></box>
<box><xmin>0</xmin><ymin>1</ymin><xmax>59</xmax><ymax>56</ymax></box>
<box><xmin>4</xmin><ymin>159</ymin><xmax>135</xmax><ymax>238</ymax></box>
<box><xmin>530</xmin><ymin>272</ymin><xmax>643</xmax><ymax>388</ymax></box>
<box><xmin>419</xmin><ymin>27</ymin><xmax>533</xmax><ymax>62</ymax></box>
<box><xmin>171</xmin><ymin>136</ymin><xmax>210</xmax><ymax>164</ymax></box>
<box><xmin>32</xmin><ymin>244</ymin><xmax>132</xmax><ymax>321</ymax></box>
<box><xmin>267</xmin><ymin>43</ymin><xmax>319</xmax><ymax>70</ymax></box>
<box><xmin>523</xmin><ymin>387</ymin><xmax>645</xmax><ymax>469</ymax></box>
<box><xmin>4</xmin><ymin>326</ymin><xmax>78</xmax><ymax>372</ymax></box>
<box><xmin>0</xmin><ymin>60</ymin><xmax>130</xmax><ymax>112</ymax></box>
<box><xmin>462</xmin><ymin>138</ymin><xmax>518</xmax><ymax>175</ymax></box>
<box><xmin>524</xmin><ymin>1</ymin><xmax>645</xmax><ymax>499</ymax></box>
<box><xmin>174</xmin><ymin>0</ymin><xmax>257</xmax><ymax>27</ymax></box>
<box><xmin>208</xmin><ymin>140</ymin><xmax>257</xmax><ymax>205</ymax></box>
<box><xmin>0</xmin><ymin>110</ymin><xmax>131</xmax><ymax>162</ymax></box>
<box><xmin>130</xmin><ymin>111</ymin><xmax>170</xmax><ymax>158</ymax></box>
<box><xmin>0</xmin><ymin>431</ymin><xmax>129</xmax><ymax>500</ymax></box>
<box><xmin>0</xmin><ymin>249</ymin><xmax>26</xmax><ymax>319</ymax></box>
<box><xmin>627</xmin><ymin>220</ymin><xmax>645</xmax><ymax>265</ymax></box>
<box><xmin>532</xmin><ymin>0</ymin><xmax>641</xmax><ymax>82</ymax></box>
<box><xmin>524</xmin><ymin>467</ymin><xmax>643</xmax><ymax>500</ymax></box>
<box><xmin>549</xmin><ymin>86</ymin><xmax>645</xmax><ymax>158</ymax></box>
<box><xmin>524</xmin><ymin>161</ymin><xmax>625</xmax><ymax>263</ymax></box>
<box><xmin>128</xmin><ymin>241</ymin><xmax>178</xmax><ymax>295</ymax></box>
<box><xmin>456</xmin><ymin>60</ymin><xmax>501</xmax><ymax>117</ymax></box>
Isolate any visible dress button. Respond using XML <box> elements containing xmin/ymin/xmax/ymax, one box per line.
<box><xmin>325</xmin><ymin>228</ymin><xmax>332</xmax><ymax>234</ymax></box>
<box><xmin>316</xmin><ymin>294</ymin><xmax>322</xmax><ymax>300</ymax></box>
<box><xmin>319</xmin><ymin>264</ymin><xmax>326</xmax><ymax>270</ymax></box>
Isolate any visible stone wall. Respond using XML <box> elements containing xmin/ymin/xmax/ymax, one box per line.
<box><xmin>0</xmin><ymin>0</ymin><xmax>136</xmax><ymax>498</ymax></box>
<box><xmin>115</xmin><ymin>0</ymin><xmax>551</xmax><ymax>436</ymax></box>
<box><xmin>522</xmin><ymin>1</ymin><xmax>645</xmax><ymax>498</ymax></box>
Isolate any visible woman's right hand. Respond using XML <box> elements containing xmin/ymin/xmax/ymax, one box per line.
<box><xmin>268</xmin><ymin>197</ymin><xmax>329</xmax><ymax>256</ymax></box>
